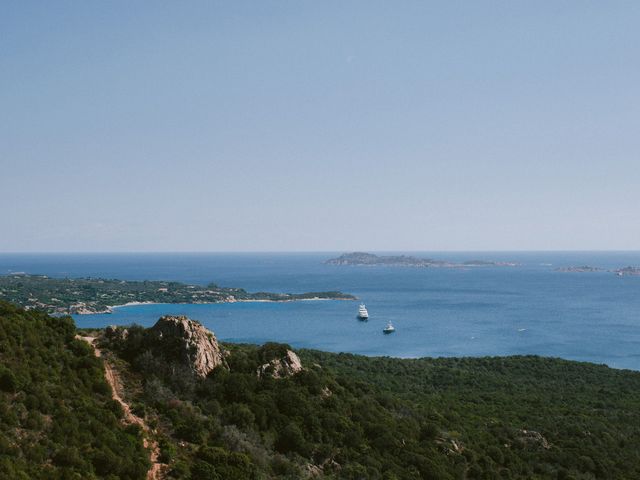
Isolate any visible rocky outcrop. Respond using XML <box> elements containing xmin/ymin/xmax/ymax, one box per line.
<box><xmin>105</xmin><ymin>325</ymin><xmax>129</xmax><ymax>341</ymax></box>
<box><xmin>257</xmin><ymin>349</ymin><xmax>303</xmax><ymax>379</ymax></box>
<box><xmin>436</xmin><ymin>437</ymin><xmax>464</xmax><ymax>456</ymax></box>
<box><xmin>516</xmin><ymin>429</ymin><xmax>551</xmax><ymax>450</ymax></box>
<box><xmin>150</xmin><ymin>315</ymin><xmax>226</xmax><ymax>377</ymax></box>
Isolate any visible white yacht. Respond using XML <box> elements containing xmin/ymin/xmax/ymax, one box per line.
<box><xmin>357</xmin><ymin>304</ymin><xmax>369</xmax><ymax>320</ymax></box>
<box><xmin>383</xmin><ymin>321</ymin><xmax>395</xmax><ymax>334</ymax></box>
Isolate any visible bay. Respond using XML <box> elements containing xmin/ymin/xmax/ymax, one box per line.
<box><xmin>1</xmin><ymin>252</ymin><xmax>639</xmax><ymax>370</ymax></box>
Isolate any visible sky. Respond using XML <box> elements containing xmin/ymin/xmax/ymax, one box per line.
<box><xmin>1</xmin><ymin>1</ymin><xmax>639</xmax><ymax>252</ymax></box>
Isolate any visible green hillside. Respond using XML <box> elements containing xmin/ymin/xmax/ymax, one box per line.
<box><xmin>0</xmin><ymin>301</ymin><xmax>149</xmax><ymax>479</ymax></box>
<box><xmin>2</xmin><ymin>301</ymin><xmax>640</xmax><ymax>479</ymax></box>
<box><xmin>104</xmin><ymin>324</ymin><xmax>640</xmax><ymax>480</ymax></box>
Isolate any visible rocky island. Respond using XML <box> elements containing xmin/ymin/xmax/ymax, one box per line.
<box><xmin>614</xmin><ymin>266</ymin><xmax>640</xmax><ymax>276</ymax></box>
<box><xmin>555</xmin><ymin>265</ymin><xmax>640</xmax><ymax>276</ymax></box>
<box><xmin>0</xmin><ymin>274</ymin><xmax>355</xmax><ymax>315</ymax></box>
<box><xmin>326</xmin><ymin>252</ymin><xmax>518</xmax><ymax>268</ymax></box>
<box><xmin>554</xmin><ymin>265</ymin><xmax>606</xmax><ymax>273</ymax></box>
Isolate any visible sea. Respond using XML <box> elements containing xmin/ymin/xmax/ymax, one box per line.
<box><xmin>1</xmin><ymin>252</ymin><xmax>639</xmax><ymax>371</ymax></box>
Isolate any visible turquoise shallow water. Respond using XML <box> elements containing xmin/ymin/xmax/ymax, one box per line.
<box><xmin>1</xmin><ymin>252</ymin><xmax>639</xmax><ymax>370</ymax></box>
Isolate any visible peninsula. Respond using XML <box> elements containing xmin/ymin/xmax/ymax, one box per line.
<box><xmin>326</xmin><ymin>252</ymin><xmax>518</xmax><ymax>268</ymax></box>
<box><xmin>0</xmin><ymin>274</ymin><xmax>355</xmax><ymax>315</ymax></box>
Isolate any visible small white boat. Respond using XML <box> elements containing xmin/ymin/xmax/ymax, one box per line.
<box><xmin>357</xmin><ymin>304</ymin><xmax>369</xmax><ymax>320</ymax></box>
<box><xmin>383</xmin><ymin>321</ymin><xmax>395</xmax><ymax>334</ymax></box>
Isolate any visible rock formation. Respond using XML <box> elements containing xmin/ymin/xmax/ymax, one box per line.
<box><xmin>104</xmin><ymin>324</ymin><xmax>129</xmax><ymax>341</ymax></box>
<box><xmin>257</xmin><ymin>349</ymin><xmax>303</xmax><ymax>378</ymax></box>
<box><xmin>150</xmin><ymin>315</ymin><xmax>226</xmax><ymax>377</ymax></box>
<box><xmin>516</xmin><ymin>429</ymin><xmax>551</xmax><ymax>449</ymax></box>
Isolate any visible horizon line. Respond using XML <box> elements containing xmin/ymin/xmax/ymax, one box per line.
<box><xmin>1</xmin><ymin>250</ymin><xmax>639</xmax><ymax>255</ymax></box>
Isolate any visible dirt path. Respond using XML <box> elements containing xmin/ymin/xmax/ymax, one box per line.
<box><xmin>79</xmin><ymin>336</ymin><xmax>165</xmax><ymax>480</ymax></box>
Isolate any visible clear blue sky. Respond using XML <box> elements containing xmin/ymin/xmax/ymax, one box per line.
<box><xmin>2</xmin><ymin>1</ymin><xmax>639</xmax><ymax>252</ymax></box>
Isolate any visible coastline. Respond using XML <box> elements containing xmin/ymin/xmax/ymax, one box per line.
<box><xmin>110</xmin><ymin>301</ymin><xmax>157</xmax><ymax>309</ymax></box>
<box><xmin>77</xmin><ymin>296</ymin><xmax>354</xmax><ymax>315</ymax></box>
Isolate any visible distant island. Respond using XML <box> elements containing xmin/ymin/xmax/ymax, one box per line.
<box><xmin>555</xmin><ymin>266</ymin><xmax>606</xmax><ymax>273</ymax></box>
<box><xmin>614</xmin><ymin>266</ymin><xmax>640</xmax><ymax>276</ymax></box>
<box><xmin>0</xmin><ymin>274</ymin><xmax>355</xmax><ymax>315</ymax></box>
<box><xmin>555</xmin><ymin>266</ymin><xmax>640</xmax><ymax>276</ymax></box>
<box><xmin>325</xmin><ymin>252</ymin><xmax>518</xmax><ymax>268</ymax></box>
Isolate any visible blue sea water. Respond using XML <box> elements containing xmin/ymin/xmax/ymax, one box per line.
<box><xmin>1</xmin><ymin>252</ymin><xmax>639</xmax><ymax>370</ymax></box>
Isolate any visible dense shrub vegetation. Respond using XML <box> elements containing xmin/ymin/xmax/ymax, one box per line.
<box><xmin>105</xmin><ymin>324</ymin><xmax>640</xmax><ymax>479</ymax></box>
<box><xmin>299</xmin><ymin>351</ymin><xmax>640</xmax><ymax>479</ymax></box>
<box><xmin>0</xmin><ymin>302</ymin><xmax>149</xmax><ymax>479</ymax></box>
<box><xmin>2</xmin><ymin>301</ymin><xmax>639</xmax><ymax>479</ymax></box>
